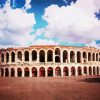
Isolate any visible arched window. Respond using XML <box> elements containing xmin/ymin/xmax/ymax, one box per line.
<box><xmin>83</xmin><ymin>52</ymin><xmax>87</xmax><ymax>63</ymax></box>
<box><xmin>96</xmin><ymin>53</ymin><xmax>98</xmax><ymax>61</ymax></box>
<box><xmin>55</xmin><ymin>48</ymin><xmax>60</xmax><ymax>55</ymax></box>
<box><xmin>63</xmin><ymin>50</ymin><xmax>68</xmax><ymax>63</ymax></box>
<box><xmin>71</xmin><ymin>67</ymin><xmax>76</xmax><ymax>76</ymax></box>
<box><xmin>48</xmin><ymin>67</ymin><xmax>53</xmax><ymax>77</ymax></box>
<box><xmin>24</xmin><ymin>51</ymin><xmax>29</xmax><ymax>61</ymax></box>
<box><xmin>32</xmin><ymin>67</ymin><xmax>37</xmax><ymax>77</ymax></box>
<box><xmin>77</xmin><ymin>67</ymin><xmax>82</xmax><ymax>75</ymax></box>
<box><xmin>17</xmin><ymin>68</ymin><xmax>22</xmax><ymax>77</ymax></box>
<box><xmin>11</xmin><ymin>52</ymin><xmax>15</xmax><ymax>62</ymax></box>
<box><xmin>39</xmin><ymin>50</ymin><xmax>45</xmax><ymax>62</ymax></box>
<box><xmin>17</xmin><ymin>51</ymin><xmax>22</xmax><ymax>61</ymax></box>
<box><xmin>32</xmin><ymin>50</ymin><xmax>37</xmax><ymax>61</ymax></box>
<box><xmin>1</xmin><ymin>68</ymin><xmax>4</xmax><ymax>77</ymax></box>
<box><xmin>6</xmin><ymin>52</ymin><xmax>9</xmax><ymax>63</ymax></box>
<box><xmin>70</xmin><ymin>51</ymin><xmax>75</xmax><ymax>63</ymax></box>
<box><xmin>92</xmin><ymin>53</ymin><xmax>95</xmax><ymax>61</ymax></box>
<box><xmin>55</xmin><ymin>48</ymin><xmax>60</xmax><ymax>63</ymax></box>
<box><xmin>89</xmin><ymin>66</ymin><xmax>92</xmax><ymax>75</ymax></box>
<box><xmin>47</xmin><ymin>50</ymin><xmax>53</xmax><ymax>62</ymax></box>
<box><xmin>5</xmin><ymin>68</ymin><xmax>9</xmax><ymax>77</ymax></box>
<box><xmin>88</xmin><ymin>52</ymin><xmax>91</xmax><ymax>61</ymax></box>
<box><xmin>24</xmin><ymin>67</ymin><xmax>29</xmax><ymax>77</ymax></box>
<box><xmin>55</xmin><ymin>67</ymin><xmax>61</xmax><ymax>76</ymax></box>
<box><xmin>63</xmin><ymin>67</ymin><xmax>69</xmax><ymax>76</ymax></box>
<box><xmin>77</xmin><ymin>51</ymin><xmax>81</xmax><ymax>63</ymax></box>
<box><xmin>39</xmin><ymin>67</ymin><xmax>45</xmax><ymax>77</ymax></box>
<box><xmin>11</xmin><ymin>68</ymin><xmax>15</xmax><ymax>77</ymax></box>
<box><xmin>84</xmin><ymin>66</ymin><xmax>87</xmax><ymax>75</ymax></box>
<box><xmin>1</xmin><ymin>53</ymin><xmax>4</xmax><ymax>62</ymax></box>
<box><xmin>93</xmin><ymin>66</ymin><xmax>96</xmax><ymax>75</ymax></box>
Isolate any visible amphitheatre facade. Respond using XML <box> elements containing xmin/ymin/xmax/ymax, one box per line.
<box><xmin>0</xmin><ymin>45</ymin><xmax>100</xmax><ymax>77</ymax></box>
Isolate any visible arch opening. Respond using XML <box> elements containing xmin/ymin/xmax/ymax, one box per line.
<box><xmin>24</xmin><ymin>51</ymin><xmax>29</xmax><ymax>61</ymax></box>
<box><xmin>84</xmin><ymin>67</ymin><xmax>87</xmax><ymax>75</ymax></box>
<box><xmin>6</xmin><ymin>52</ymin><xmax>9</xmax><ymax>63</ymax></box>
<box><xmin>55</xmin><ymin>48</ymin><xmax>60</xmax><ymax>63</ymax></box>
<box><xmin>1</xmin><ymin>68</ymin><xmax>4</xmax><ymax>77</ymax></box>
<box><xmin>70</xmin><ymin>51</ymin><xmax>75</xmax><ymax>63</ymax></box>
<box><xmin>77</xmin><ymin>67</ymin><xmax>82</xmax><ymax>75</ymax></box>
<box><xmin>39</xmin><ymin>50</ymin><xmax>45</xmax><ymax>62</ymax></box>
<box><xmin>83</xmin><ymin>52</ymin><xmax>87</xmax><ymax>63</ymax></box>
<box><xmin>71</xmin><ymin>67</ymin><xmax>76</xmax><ymax>76</ymax></box>
<box><xmin>11</xmin><ymin>68</ymin><xmax>15</xmax><ymax>77</ymax></box>
<box><xmin>5</xmin><ymin>68</ymin><xmax>9</xmax><ymax>77</ymax></box>
<box><xmin>24</xmin><ymin>67</ymin><xmax>29</xmax><ymax>77</ymax></box>
<box><xmin>89</xmin><ymin>66</ymin><xmax>92</xmax><ymax>75</ymax></box>
<box><xmin>32</xmin><ymin>50</ymin><xmax>37</xmax><ymax>61</ymax></box>
<box><xmin>55</xmin><ymin>67</ymin><xmax>61</xmax><ymax>76</ymax></box>
<box><xmin>63</xmin><ymin>67</ymin><xmax>69</xmax><ymax>76</ymax></box>
<box><xmin>47</xmin><ymin>50</ymin><xmax>53</xmax><ymax>62</ymax></box>
<box><xmin>48</xmin><ymin>67</ymin><xmax>53</xmax><ymax>77</ymax></box>
<box><xmin>18</xmin><ymin>51</ymin><xmax>22</xmax><ymax>61</ymax></box>
<box><xmin>77</xmin><ymin>51</ymin><xmax>81</xmax><ymax>63</ymax></box>
<box><xmin>17</xmin><ymin>68</ymin><xmax>22</xmax><ymax>77</ymax></box>
<box><xmin>39</xmin><ymin>67</ymin><xmax>45</xmax><ymax>77</ymax></box>
<box><xmin>32</xmin><ymin>67</ymin><xmax>37</xmax><ymax>77</ymax></box>
<box><xmin>63</xmin><ymin>50</ymin><xmax>68</xmax><ymax>63</ymax></box>
<box><xmin>11</xmin><ymin>52</ymin><xmax>15</xmax><ymax>62</ymax></box>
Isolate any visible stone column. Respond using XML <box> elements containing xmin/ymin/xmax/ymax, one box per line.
<box><xmin>9</xmin><ymin>69</ymin><xmax>11</xmax><ymax>77</ymax></box>
<box><xmin>37</xmin><ymin>51</ymin><xmax>39</xmax><ymax>63</ymax></box>
<box><xmin>3</xmin><ymin>68</ymin><xmax>5</xmax><ymax>77</ymax></box>
<box><xmin>22</xmin><ymin>52</ymin><xmax>24</xmax><ymax>63</ymax></box>
<box><xmin>37</xmin><ymin>68</ymin><xmax>39</xmax><ymax>77</ymax></box>
<box><xmin>29</xmin><ymin>68</ymin><xmax>32</xmax><ymax>77</ymax></box>
<box><xmin>15</xmin><ymin>69</ymin><xmax>17</xmax><ymax>77</ymax></box>
<box><xmin>60</xmin><ymin>51</ymin><xmax>63</xmax><ymax>64</ymax></box>
<box><xmin>15</xmin><ymin>52</ymin><xmax>17</xmax><ymax>63</ymax></box>
<box><xmin>53</xmin><ymin>67</ymin><xmax>55</xmax><ymax>77</ymax></box>
<box><xmin>75</xmin><ymin>67</ymin><xmax>78</xmax><ymax>76</ymax></box>
<box><xmin>45</xmin><ymin>68</ymin><xmax>48</xmax><ymax>77</ymax></box>
<box><xmin>75</xmin><ymin>52</ymin><xmax>77</xmax><ymax>63</ymax></box>
<box><xmin>53</xmin><ymin>52</ymin><xmax>55</xmax><ymax>63</ymax></box>
<box><xmin>22</xmin><ymin>69</ymin><xmax>24</xmax><ymax>77</ymax></box>
<box><xmin>29</xmin><ymin>52</ymin><xmax>32</xmax><ymax>64</ymax></box>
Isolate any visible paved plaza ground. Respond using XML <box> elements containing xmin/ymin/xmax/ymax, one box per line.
<box><xmin>0</xmin><ymin>76</ymin><xmax>100</xmax><ymax>100</ymax></box>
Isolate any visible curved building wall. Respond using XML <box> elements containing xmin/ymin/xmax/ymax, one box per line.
<box><xmin>0</xmin><ymin>45</ymin><xmax>100</xmax><ymax>77</ymax></box>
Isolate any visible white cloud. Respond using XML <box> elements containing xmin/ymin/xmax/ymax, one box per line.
<box><xmin>0</xmin><ymin>0</ymin><xmax>36</xmax><ymax>47</ymax></box>
<box><xmin>37</xmin><ymin>0</ymin><xmax>100</xmax><ymax>46</ymax></box>
<box><xmin>33</xmin><ymin>39</ymin><xmax>59</xmax><ymax>45</ymax></box>
<box><xmin>25</xmin><ymin>0</ymin><xmax>31</xmax><ymax>9</ymax></box>
<box><xmin>85</xmin><ymin>40</ymin><xmax>100</xmax><ymax>48</ymax></box>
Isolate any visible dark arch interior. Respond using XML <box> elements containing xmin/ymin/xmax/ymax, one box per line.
<box><xmin>25</xmin><ymin>51</ymin><xmax>29</xmax><ymax>61</ymax></box>
<box><xmin>63</xmin><ymin>51</ymin><xmax>68</xmax><ymax>63</ymax></box>
<box><xmin>11</xmin><ymin>52</ymin><xmax>15</xmax><ymax>62</ymax></box>
<box><xmin>32</xmin><ymin>67</ymin><xmax>37</xmax><ymax>77</ymax></box>
<box><xmin>18</xmin><ymin>51</ymin><xmax>22</xmax><ymax>61</ymax></box>
<box><xmin>48</xmin><ymin>67</ymin><xmax>53</xmax><ymax>77</ymax></box>
<box><xmin>70</xmin><ymin>51</ymin><xmax>75</xmax><ymax>63</ymax></box>
<box><xmin>47</xmin><ymin>50</ymin><xmax>53</xmax><ymax>62</ymax></box>
<box><xmin>39</xmin><ymin>50</ymin><xmax>45</xmax><ymax>62</ymax></box>
<box><xmin>32</xmin><ymin>50</ymin><xmax>37</xmax><ymax>61</ymax></box>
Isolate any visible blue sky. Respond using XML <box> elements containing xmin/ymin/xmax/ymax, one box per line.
<box><xmin>0</xmin><ymin>0</ymin><xmax>100</xmax><ymax>48</ymax></box>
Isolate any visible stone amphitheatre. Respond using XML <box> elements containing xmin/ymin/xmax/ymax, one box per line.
<box><xmin>0</xmin><ymin>45</ymin><xmax>100</xmax><ymax>77</ymax></box>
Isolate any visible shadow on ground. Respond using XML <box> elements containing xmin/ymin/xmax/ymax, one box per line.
<box><xmin>81</xmin><ymin>76</ymin><xmax>100</xmax><ymax>83</ymax></box>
